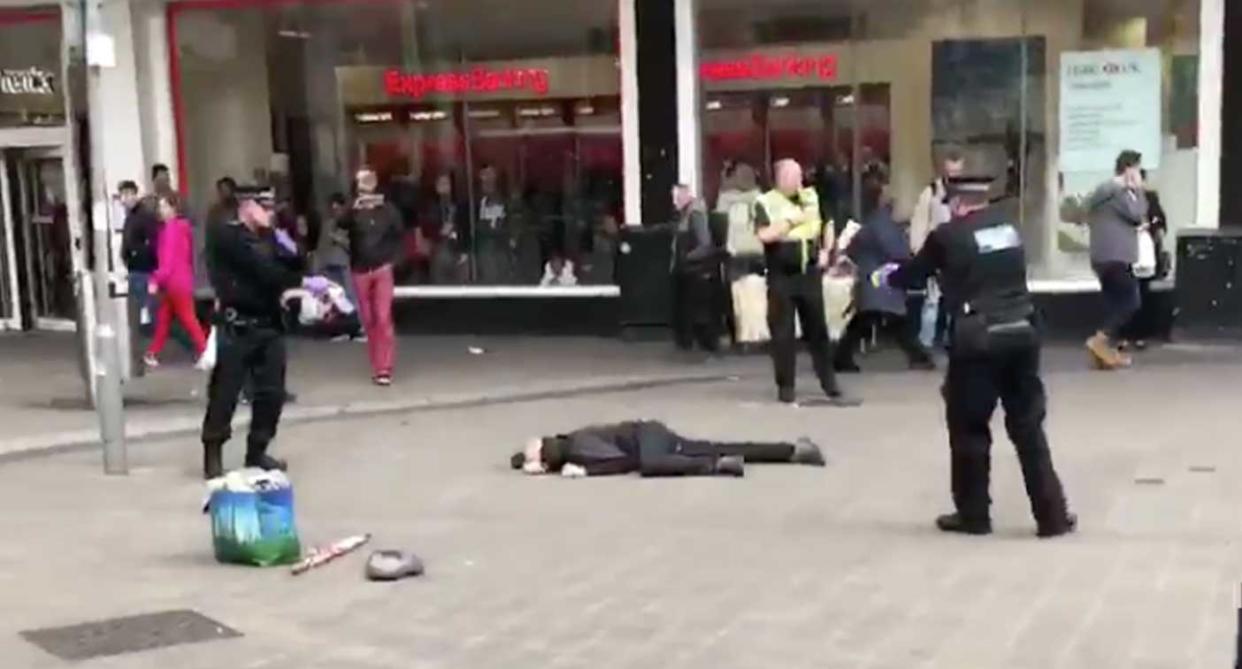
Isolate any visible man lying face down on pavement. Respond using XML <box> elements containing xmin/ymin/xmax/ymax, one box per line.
<box><xmin>510</xmin><ymin>420</ymin><xmax>826</xmax><ymax>478</ymax></box>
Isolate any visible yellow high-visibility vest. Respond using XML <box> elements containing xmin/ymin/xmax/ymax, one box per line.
<box><xmin>758</xmin><ymin>187</ymin><xmax>824</xmax><ymax>269</ymax></box>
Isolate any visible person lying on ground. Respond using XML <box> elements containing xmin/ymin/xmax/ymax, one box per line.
<box><xmin>509</xmin><ymin>420</ymin><xmax>826</xmax><ymax>478</ymax></box>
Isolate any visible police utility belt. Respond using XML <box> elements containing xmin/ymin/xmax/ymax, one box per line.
<box><xmin>952</xmin><ymin>296</ymin><xmax>1036</xmax><ymax>356</ymax></box>
<box><xmin>214</xmin><ymin>307</ymin><xmax>281</xmax><ymax>332</ymax></box>
<box><xmin>768</xmin><ymin>239</ymin><xmax>824</xmax><ymax>275</ymax></box>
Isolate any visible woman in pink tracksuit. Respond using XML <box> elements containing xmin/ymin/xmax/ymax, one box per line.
<box><xmin>144</xmin><ymin>193</ymin><xmax>207</xmax><ymax>367</ymax></box>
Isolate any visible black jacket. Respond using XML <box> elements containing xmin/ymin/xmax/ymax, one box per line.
<box><xmin>121</xmin><ymin>201</ymin><xmax>161</xmax><ymax>273</ymax></box>
<box><xmin>342</xmin><ymin>196</ymin><xmax>404</xmax><ymax>272</ymax></box>
<box><xmin>207</xmin><ymin>220</ymin><xmax>304</xmax><ymax>322</ymax></box>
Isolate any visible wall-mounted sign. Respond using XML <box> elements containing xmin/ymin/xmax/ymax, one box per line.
<box><xmin>339</xmin><ymin>57</ymin><xmax>618</xmax><ymax>107</ymax></box>
<box><xmin>0</xmin><ymin>67</ymin><xmax>55</xmax><ymax>96</ymax></box>
<box><xmin>700</xmin><ymin>53</ymin><xmax>838</xmax><ymax>84</ymax></box>
<box><xmin>1059</xmin><ymin>48</ymin><xmax>1162</xmax><ymax>172</ymax></box>
<box><xmin>383</xmin><ymin>67</ymin><xmax>550</xmax><ymax>101</ymax></box>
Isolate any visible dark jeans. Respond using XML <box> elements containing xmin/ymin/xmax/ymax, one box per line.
<box><xmin>836</xmin><ymin>311</ymin><xmax>932</xmax><ymax>367</ymax></box>
<box><xmin>1119</xmin><ymin>279</ymin><xmax>1157</xmax><ymax>342</ymax></box>
<box><xmin>203</xmin><ymin>324</ymin><xmax>287</xmax><ymax>458</ymax></box>
<box><xmin>943</xmin><ymin>343</ymin><xmax>1070</xmax><ymax>527</ymax></box>
<box><xmin>1093</xmin><ymin>262</ymin><xmax>1141</xmax><ymax>340</ymax></box>
<box><xmin>635</xmin><ymin>421</ymin><xmax>796</xmax><ymax>477</ymax></box>
<box><xmin>126</xmin><ymin>272</ymin><xmax>153</xmax><ymax>376</ymax></box>
<box><xmin>672</xmin><ymin>271</ymin><xmax>722</xmax><ymax>352</ymax></box>
<box><xmin>767</xmin><ymin>272</ymin><xmax>838</xmax><ymax>394</ymax></box>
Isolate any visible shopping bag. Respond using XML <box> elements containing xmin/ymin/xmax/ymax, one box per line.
<box><xmin>195</xmin><ymin>327</ymin><xmax>217</xmax><ymax>371</ymax></box>
<box><xmin>823</xmin><ymin>273</ymin><xmax>856</xmax><ymax>341</ymax></box>
<box><xmin>1134</xmin><ymin>229</ymin><xmax>1157</xmax><ymax>279</ymax></box>
<box><xmin>731</xmin><ymin>274</ymin><xmax>770</xmax><ymax>343</ymax></box>
<box><xmin>207</xmin><ymin>469</ymin><xmax>301</xmax><ymax>567</ymax></box>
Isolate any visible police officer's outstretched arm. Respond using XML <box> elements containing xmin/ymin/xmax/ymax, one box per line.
<box><xmin>885</xmin><ymin>228</ymin><xmax>946</xmax><ymax>290</ymax></box>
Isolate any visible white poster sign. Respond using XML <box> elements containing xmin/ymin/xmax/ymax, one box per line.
<box><xmin>1059</xmin><ymin>48</ymin><xmax>1162</xmax><ymax>172</ymax></box>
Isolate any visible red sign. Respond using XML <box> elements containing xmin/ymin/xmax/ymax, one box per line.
<box><xmin>701</xmin><ymin>54</ymin><xmax>838</xmax><ymax>83</ymax></box>
<box><xmin>383</xmin><ymin>67</ymin><xmax>550</xmax><ymax>100</ymax></box>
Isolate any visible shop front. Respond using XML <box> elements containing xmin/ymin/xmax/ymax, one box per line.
<box><xmin>0</xmin><ymin>7</ymin><xmax>87</xmax><ymax>334</ymax></box>
<box><xmin>692</xmin><ymin>0</ymin><xmax>1208</xmax><ymax>291</ymax></box>
<box><xmin>78</xmin><ymin>0</ymin><xmax>1228</xmax><ymax>335</ymax></box>
<box><xmin>169</xmin><ymin>0</ymin><xmax>623</xmax><ymax>295</ymax></box>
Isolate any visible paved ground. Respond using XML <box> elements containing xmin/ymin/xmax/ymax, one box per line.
<box><xmin>0</xmin><ymin>333</ymin><xmax>751</xmax><ymax>456</ymax></box>
<box><xmin>1</xmin><ymin>341</ymin><xmax>1240</xmax><ymax>668</ymax></box>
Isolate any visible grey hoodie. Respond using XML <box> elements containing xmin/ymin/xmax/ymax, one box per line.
<box><xmin>1087</xmin><ymin>181</ymin><xmax>1148</xmax><ymax>265</ymax></box>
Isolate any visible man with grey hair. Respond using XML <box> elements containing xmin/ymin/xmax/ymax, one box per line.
<box><xmin>756</xmin><ymin>159</ymin><xmax>858</xmax><ymax>406</ymax></box>
<box><xmin>671</xmin><ymin>183</ymin><xmax>722</xmax><ymax>353</ymax></box>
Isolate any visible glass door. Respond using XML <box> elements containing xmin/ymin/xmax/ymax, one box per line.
<box><xmin>0</xmin><ymin>153</ymin><xmax>18</xmax><ymax>328</ymax></box>
<box><xmin>4</xmin><ymin>147</ymin><xmax>73</xmax><ymax>329</ymax></box>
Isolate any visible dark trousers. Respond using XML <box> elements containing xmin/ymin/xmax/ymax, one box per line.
<box><xmin>673</xmin><ymin>272</ymin><xmax>721</xmax><ymax>352</ymax></box>
<box><xmin>1093</xmin><ymin>262</ymin><xmax>1141</xmax><ymax>340</ymax></box>
<box><xmin>635</xmin><ymin>421</ymin><xmax>796</xmax><ymax>477</ymax></box>
<box><xmin>767</xmin><ymin>272</ymin><xmax>838</xmax><ymax>394</ymax></box>
<box><xmin>836</xmin><ymin>311</ymin><xmax>932</xmax><ymax>366</ymax></box>
<box><xmin>943</xmin><ymin>344</ymin><xmax>1069</xmax><ymax>526</ymax></box>
<box><xmin>202</xmin><ymin>325</ymin><xmax>287</xmax><ymax>458</ymax></box>
<box><xmin>1119</xmin><ymin>279</ymin><xmax>1156</xmax><ymax>341</ymax></box>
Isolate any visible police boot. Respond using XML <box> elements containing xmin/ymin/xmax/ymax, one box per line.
<box><xmin>935</xmin><ymin>513</ymin><xmax>993</xmax><ymax>536</ymax></box>
<box><xmin>1037</xmin><ymin>513</ymin><xmax>1078</xmax><ymax>539</ymax></box>
<box><xmin>244</xmin><ymin>443</ymin><xmax>288</xmax><ymax>472</ymax></box>
<box><xmin>203</xmin><ymin>442</ymin><xmax>224</xmax><ymax>481</ymax></box>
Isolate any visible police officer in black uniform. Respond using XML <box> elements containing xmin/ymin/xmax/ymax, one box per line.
<box><xmin>874</xmin><ymin>176</ymin><xmax>1076</xmax><ymax>538</ymax></box>
<box><xmin>756</xmin><ymin>159</ymin><xmax>857</xmax><ymax>406</ymax></box>
<box><xmin>201</xmin><ymin>187</ymin><xmax>327</xmax><ymax>480</ymax></box>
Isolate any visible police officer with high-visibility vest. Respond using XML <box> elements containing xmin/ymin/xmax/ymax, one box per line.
<box><xmin>755</xmin><ymin>159</ymin><xmax>858</xmax><ymax>407</ymax></box>
<box><xmin>872</xmin><ymin>176</ymin><xmax>1076</xmax><ymax>539</ymax></box>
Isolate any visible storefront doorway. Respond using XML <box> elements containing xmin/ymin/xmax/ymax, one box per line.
<box><xmin>0</xmin><ymin>145</ymin><xmax>74</xmax><ymax>331</ymax></box>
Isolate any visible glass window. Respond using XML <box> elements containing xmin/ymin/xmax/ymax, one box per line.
<box><xmin>696</xmin><ymin>0</ymin><xmax>1200</xmax><ymax>281</ymax></box>
<box><xmin>172</xmin><ymin>0</ymin><xmax>621</xmax><ymax>287</ymax></box>
<box><xmin>0</xmin><ymin>9</ymin><xmax>63</xmax><ymax>128</ymax></box>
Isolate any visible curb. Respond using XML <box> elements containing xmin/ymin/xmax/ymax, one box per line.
<box><xmin>0</xmin><ymin>371</ymin><xmax>743</xmax><ymax>464</ymax></box>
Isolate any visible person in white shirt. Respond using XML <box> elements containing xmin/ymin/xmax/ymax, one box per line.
<box><xmin>908</xmin><ymin>148</ymin><xmax>964</xmax><ymax>349</ymax></box>
<box><xmin>540</xmin><ymin>254</ymin><xmax>577</xmax><ymax>287</ymax></box>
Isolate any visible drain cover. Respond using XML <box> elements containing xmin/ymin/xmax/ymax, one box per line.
<box><xmin>21</xmin><ymin>610</ymin><xmax>240</xmax><ymax>661</ymax></box>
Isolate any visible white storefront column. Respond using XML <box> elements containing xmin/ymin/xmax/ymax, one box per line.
<box><xmin>93</xmin><ymin>0</ymin><xmax>150</xmax><ymax>380</ymax></box>
<box><xmin>618</xmin><ymin>0</ymin><xmax>641</xmax><ymax>226</ymax></box>
<box><xmin>1196</xmin><ymin>0</ymin><xmax>1224</xmax><ymax>228</ymax></box>
<box><xmin>133</xmin><ymin>0</ymin><xmax>178</xmax><ymax>183</ymax></box>
<box><xmin>673</xmin><ymin>0</ymin><xmax>701</xmax><ymax>195</ymax></box>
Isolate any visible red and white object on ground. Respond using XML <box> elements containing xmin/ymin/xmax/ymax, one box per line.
<box><xmin>291</xmin><ymin>534</ymin><xmax>371</xmax><ymax>576</ymax></box>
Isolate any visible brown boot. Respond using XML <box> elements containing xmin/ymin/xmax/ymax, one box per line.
<box><xmin>1086</xmin><ymin>332</ymin><xmax>1121</xmax><ymax>370</ymax></box>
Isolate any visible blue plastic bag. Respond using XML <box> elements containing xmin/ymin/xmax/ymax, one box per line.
<box><xmin>208</xmin><ymin>471</ymin><xmax>301</xmax><ymax>567</ymax></box>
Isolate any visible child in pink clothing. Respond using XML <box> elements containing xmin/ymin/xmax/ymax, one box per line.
<box><xmin>145</xmin><ymin>193</ymin><xmax>207</xmax><ymax>366</ymax></box>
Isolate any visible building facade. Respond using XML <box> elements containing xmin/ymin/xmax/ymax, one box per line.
<box><xmin>0</xmin><ymin>0</ymin><xmax>1229</xmax><ymax>341</ymax></box>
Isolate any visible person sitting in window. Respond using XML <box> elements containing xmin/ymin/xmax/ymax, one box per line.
<box><xmin>540</xmin><ymin>253</ymin><xmax>577</xmax><ymax>287</ymax></box>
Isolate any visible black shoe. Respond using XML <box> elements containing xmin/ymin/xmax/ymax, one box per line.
<box><xmin>714</xmin><ymin>455</ymin><xmax>744</xmax><ymax>477</ymax></box>
<box><xmin>778</xmin><ymin>387</ymin><xmax>796</xmax><ymax>404</ymax></box>
<box><xmin>1037</xmin><ymin>513</ymin><xmax>1078</xmax><ymax>539</ymax></box>
<box><xmin>203</xmin><ymin>442</ymin><xmax>224</xmax><ymax>480</ymax></box>
<box><xmin>834</xmin><ymin>360</ymin><xmax>862</xmax><ymax>374</ymax></box>
<box><xmin>244</xmin><ymin>452</ymin><xmax>288</xmax><ymax>472</ymax></box>
<box><xmin>793</xmin><ymin>437</ymin><xmax>826</xmax><ymax>467</ymax></box>
<box><xmin>935</xmin><ymin>513</ymin><xmax>993</xmax><ymax>536</ymax></box>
